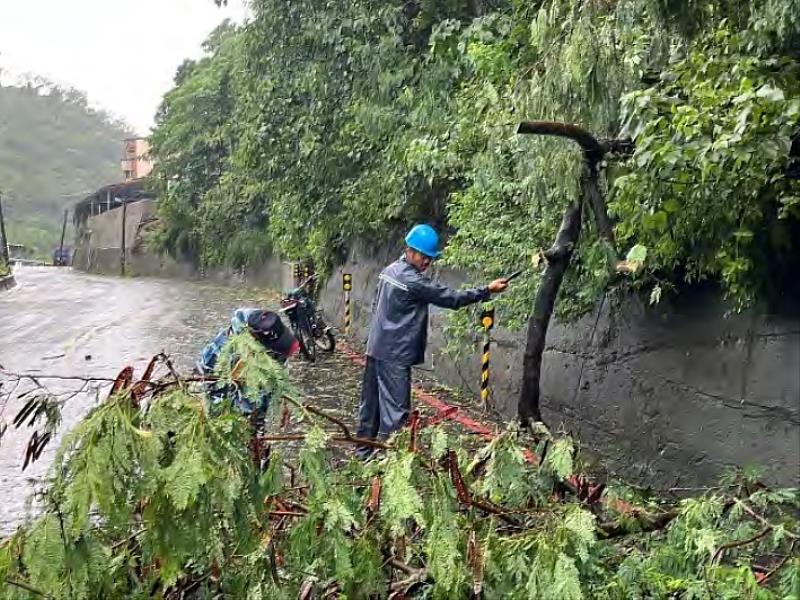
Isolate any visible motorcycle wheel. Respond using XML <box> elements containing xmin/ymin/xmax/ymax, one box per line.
<box><xmin>294</xmin><ymin>310</ymin><xmax>317</xmax><ymax>362</ymax></box>
<box><xmin>313</xmin><ymin>322</ymin><xmax>336</xmax><ymax>353</ymax></box>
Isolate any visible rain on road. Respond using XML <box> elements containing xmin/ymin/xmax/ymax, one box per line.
<box><xmin>0</xmin><ymin>266</ymin><xmax>285</xmax><ymax>535</ymax></box>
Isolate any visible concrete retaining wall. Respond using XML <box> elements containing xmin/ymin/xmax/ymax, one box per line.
<box><xmin>318</xmin><ymin>243</ymin><xmax>800</xmax><ymax>488</ymax></box>
<box><xmin>71</xmin><ymin>208</ymin><xmax>800</xmax><ymax>487</ymax></box>
<box><xmin>71</xmin><ymin>200</ymin><xmax>291</xmax><ymax>291</ymax></box>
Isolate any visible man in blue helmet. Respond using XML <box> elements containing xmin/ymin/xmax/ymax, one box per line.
<box><xmin>355</xmin><ymin>224</ymin><xmax>510</xmax><ymax>458</ymax></box>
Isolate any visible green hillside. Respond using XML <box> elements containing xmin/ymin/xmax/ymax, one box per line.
<box><xmin>0</xmin><ymin>79</ymin><xmax>132</xmax><ymax>257</ymax></box>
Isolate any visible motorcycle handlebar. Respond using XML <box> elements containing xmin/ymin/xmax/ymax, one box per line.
<box><xmin>297</xmin><ymin>272</ymin><xmax>318</xmax><ymax>291</ymax></box>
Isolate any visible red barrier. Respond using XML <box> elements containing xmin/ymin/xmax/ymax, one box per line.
<box><xmin>337</xmin><ymin>341</ymin><xmax>639</xmax><ymax>511</ymax></box>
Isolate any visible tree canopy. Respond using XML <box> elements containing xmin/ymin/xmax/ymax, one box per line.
<box><xmin>0</xmin><ymin>78</ymin><xmax>131</xmax><ymax>257</ymax></box>
<box><xmin>150</xmin><ymin>0</ymin><xmax>800</xmax><ymax>324</ymax></box>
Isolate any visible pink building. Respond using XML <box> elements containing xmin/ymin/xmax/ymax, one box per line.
<box><xmin>120</xmin><ymin>138</ymin><xmax>153</xmax><ymax>181</ymax></box>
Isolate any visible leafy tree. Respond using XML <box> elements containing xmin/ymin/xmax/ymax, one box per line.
<box><xmin>152</xmin><ymin>0</ymin><xmax>799</xmax><ymax>306</ymax></box>
<box><xmin>0</xmin><ymin>78</ymin><xmax>132</xmax><ymax>257</ymax></box>
<box><xmin>150</xmin><ymin>0</ymin><xmax>800</xmax><ymax>421</ymax></box>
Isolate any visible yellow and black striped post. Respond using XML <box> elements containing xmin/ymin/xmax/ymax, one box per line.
<box><xmin>293</xmin><ymin>263</ymin><xmax>301</xmax><ymax>287</ymax></box>
<box><xmin>480</xmin><ymin>308</ymin><xmax>495</xmax><ymax>406</ymax></box>
<box><xmin>342</xmin><ymin>273</ymin><xmax>353</xmax><ymax>335</ymax></box>
<box><xmin>303</xmin><ymin>263</ymin><xmax>314</xmax><ymax>295</ymax></box>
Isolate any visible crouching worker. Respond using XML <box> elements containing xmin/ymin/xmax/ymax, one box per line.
<box><xmin>197</xmin><ymin>308</ymin><xmax>299</xmax><ymax>430</ymax></box>
<box><xmin>356</xmin><ymin>224</ymin><xmax>510</xmax><ymax>459</ymax></box>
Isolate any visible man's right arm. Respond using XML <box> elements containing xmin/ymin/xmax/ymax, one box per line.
<box><xmin>407</xmin><ymin>276</ymin><xmax>490</xmax><ymax>309</ymax></box>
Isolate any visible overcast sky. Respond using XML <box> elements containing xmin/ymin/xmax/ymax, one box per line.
<box><xmin>0</xmin><ymin>0</ymin><xmax>248</xmax><ymax>135</ymax></box>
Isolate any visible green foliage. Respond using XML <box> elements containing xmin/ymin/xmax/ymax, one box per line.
<box><xmin>1</xmin><ymin>366</ymin><xmax>798</xmax><ymax>598</ymax></box>
<box><xmin>150</xmin><ymin>0</ymin><xmax>799</xmax><ymax>324</ymax></box>
<box><xmin>613</xmin><ymin>24</ymin><xmax>800</xmax><ymax>308</ymax></box>
<box><xmin>0</xmin><ymin>79</ymin><xmax>131</xmax><ymax>257</ymax></box>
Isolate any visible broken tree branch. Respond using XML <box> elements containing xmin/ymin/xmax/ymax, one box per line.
<box><xmin>517</xmin><ymin>121</ymin><xmax>605</xmax><ymax>157</ymax></box>
<box><xmin>712</xmin><ymin>526</ymin><xmax>773</xmax><ymax>566</ymax></box>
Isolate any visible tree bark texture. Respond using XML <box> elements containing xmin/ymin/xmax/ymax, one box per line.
<box><xmin>518</xmin><ymin>197</ymin><xmax>583</xmax><ymax>424</ymax></box>
<box><xmin>516</xmin><ymin>121</ymin><xmax>610</xmax><ymax>426</ymax></box>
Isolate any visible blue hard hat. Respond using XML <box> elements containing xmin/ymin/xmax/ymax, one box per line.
<box><xmin>405</xmin><ymin>224</ymin><xmax>441</xmax><ymax>259</ymax></box>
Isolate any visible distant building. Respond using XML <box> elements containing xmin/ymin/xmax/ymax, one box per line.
<box><xmin>8</xmin><ymin>243</ymin><xmax>34</xmax><ymax>260</ymax></box>
<box><xmin>120</xmin><ymin>137</ymin><xmax>153</xmax><ymax>181</ymax></box>
<box><xmin>75</xmin><ymin>139</ymin><xmax>157</xmax><ymax>249</ymax></box>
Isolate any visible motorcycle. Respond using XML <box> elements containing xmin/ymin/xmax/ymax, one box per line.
<box><xmin>279</xmin><ymin>273</ymin><xmax>335</xmax><ymax>361</ymax></box>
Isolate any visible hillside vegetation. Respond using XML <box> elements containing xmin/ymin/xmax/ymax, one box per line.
<box><xmin>0</xmin><ymin>79</ymin><xmax>131</xmax><ymax>257</ymax></box>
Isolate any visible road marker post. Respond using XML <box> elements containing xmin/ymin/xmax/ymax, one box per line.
<box><xmin>303</xmin><ymin>263</ymin><xmax>314</xmax><ymax>295</ymax></box>
<box><xmin>480</xmin><ymin>308</ymin><xmax>495</xmax><ymax>407</ymax></box>
<box><xmin>342</xmin><ymin>273</ymin><xmax>353</xmax><ymax>335</ymax></box>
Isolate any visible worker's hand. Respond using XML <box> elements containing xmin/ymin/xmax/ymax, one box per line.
<box><xmin>488</xmin><ymin>278</ymin><xmax>509</xmax><ymax>294</ymax></box>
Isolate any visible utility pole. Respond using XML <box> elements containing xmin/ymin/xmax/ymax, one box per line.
<box><xmin>57</xmin><ymin>209</ymin><xmax>68</xmax><ymax>266</ymax></box>
<box><xmin>120</xmin><ymin>200</ymin><xmax>127</xmax><ymax>276</ymax></box>
<box><xmin>0</xmin><ymin>191</ymin><xmax>9</xmax><ymax>267</ymax></box>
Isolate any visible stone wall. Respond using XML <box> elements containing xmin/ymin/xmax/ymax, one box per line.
<box><xmin>71</xmin><ymin>199</ymin><xmax>291</xmax><ymax>291</ymax></box>
<box><xmin>318</xmin><ymin>243</ymin><xmax>800</xmax><ymax>488</ymax></box>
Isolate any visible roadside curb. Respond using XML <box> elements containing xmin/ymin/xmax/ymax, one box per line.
<box><xmin>0</xmin><ymin>274</ymin><xmax>16</xmax><ymax>292</ymax></box>
<box><xmin>336</xmin><ymin>339</ymin><xmax>643</xmax><ymax>516</ymax></box>
<box><xmin>338</xmin><ymin>340</ymin><xmax>530</xmax><ymax>452</ymax></box>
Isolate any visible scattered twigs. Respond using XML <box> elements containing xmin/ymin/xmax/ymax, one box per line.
<box><xmin>735</xmin><ymin>499</ymin><xmax>799</xmax><ymax>540</ymax></box>
<box><xmin>111</xmin><ymin>527</ymin><xmax>148</xmax><ymax>550</ymax></box>
<box><xmin>366</xmin><ymin>476</ymin><xmax>382</xmax><ymax>520</ymax></box>
<box><xmin>108</xmin><ymin>366</ymin><xmax>134</xmax><ymax>399</ymax></box>
<box><xmin>4</xmin><ymin>578</ymin><xmax>50</xmax><ymax>597</ymax></box>
<box><xmin>446</xmin><ymin>450</ymin><xmax>521</xmax><ymax>527</ymax></box>
<box><xmin>388</xmin><ymin>557</ymin><xmax>419</xmax><ymax>576</ymax></box>
<box><xmin>157</xmin><ymin>352</ymin><xmax>181</xmax><ymax>383</ymax></box>
<box><xmin>302</xmin><ymin>402</ymin><xmax>353</xmax><ymax>439</ymax></box>
<box><xmin>599</xmin><ymin>508</ymin><xmax>680</xmax><ymax>539</ymax></box>
<box><xmin>759</xmin><ymin>541</ymin><xmax>796</xmax><ymax>586</ymax></box>
<box><xmin>277</xmin><ymin>395</ymin><xmax>393</xmax><ymax>450</ymax></box>
<box><xmin>261</xmin><ymin>433</ymin><xmax>392</xmax><ymax>450</ymax></box>
<box><xmin>388</xmin><ymin>559</ymin><xmax>430</xmax><ymax>595</ymax></box>
<box><xmin>0</xmin><ymin>371</ymin><xmax>116</xmax><ymax>383</ymax></box>
<box><xmin>712</xmin><ymin>526</ymin><xmax>772</xmax><ymax>566</ymax></box>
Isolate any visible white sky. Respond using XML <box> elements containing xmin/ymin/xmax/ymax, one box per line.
<box><xmin>0</xmin><ymin>0</ymin><xmax>249</xmax><ymax>135</ymax></box>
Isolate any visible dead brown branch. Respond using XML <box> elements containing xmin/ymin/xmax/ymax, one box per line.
<box><xmin>712</xmin><ymin>526</ymin><xmax>773</xmax><ymax>566</ymax></box>
<box><xmin>760</xmin><ymin>541</ymin><xmax>796</xmax><ymax>586</ymax></box>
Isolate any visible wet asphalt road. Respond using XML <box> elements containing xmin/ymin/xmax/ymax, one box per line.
<box><xmin>0</xmin><ymin>266</ymin><xmax>284</xmax><ymax>536</ymax></box>
<box><xmin>0</xmin><ymin>266</ymin><xmax>487</xmax><ymax>538</ymax></box>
